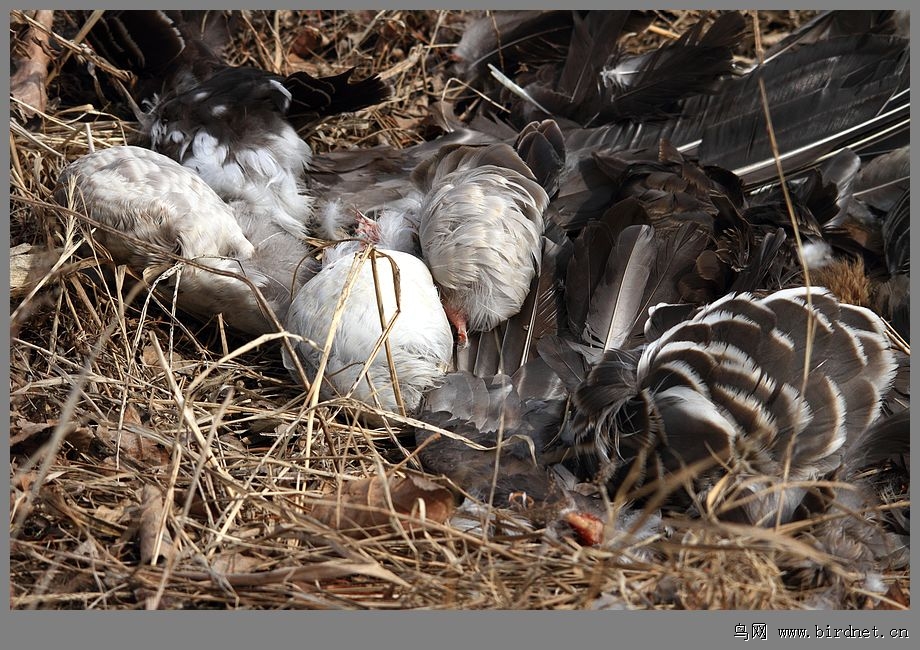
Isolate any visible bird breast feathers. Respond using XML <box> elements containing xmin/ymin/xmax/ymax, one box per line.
<box><xmin>60</xmin><ymin>146</ymin><xmax>253</xmax><ymax>261</ymax></box>
<box><xmin>420</xmin><ymin>180</ymin><xmax>543</xmax><ymax>289</ymax></box>
<box><xmin>296</xmin><ymin>251</ymin><xmax>451</xmax><ymax>358</ymax></box>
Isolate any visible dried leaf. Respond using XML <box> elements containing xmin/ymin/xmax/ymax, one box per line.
<box><xmin>388</xmin><ymin>474</ymin><xmax>456</xmax><ymax>522</ymax></box>
<box><xmin>311</xmin><ymin>473</ymin><xmax>455</xmax><ymax>535</ymax></box>
<box><xmin>9</xmin><ymin>244</ymin><xmax>65</xmax><ymax>296</ymax></box>
<box><xmin>74</xmin><ymin>538</ymin><xmax>100</xmax><ymax>561</ymax></box>
<box><xmin>122</xmin><ymin>404</ymin><xmax>143</xmax><ymax>427</ymax></box>
<box><xmin>209</xmin><ymin>553</ymin><xmax>267</xmax><ymax>576</ymax></box>
<box><xmin>93</xmin><ymin>504</ymin><xmax>127</xmax><ymax>525</ymax></box>
<box><xmin>10</xmin><ymin>418</ymin><xmax>54</xmax><ymax>446</ymax></box>
<box><xmin>172</xmin><ymin>489</ymin><xmax>210</xmax><ymax>518</ymax></box>
<box><xmin>65</xmin><ymin>426</ymin><xmax>94</xmax><ymax>454</ymax></box>
<box><xmin>290</xmin><ymin>26</ymin><xmax>324</xmax><ymax>58</ymax></box>
<box><xmin>98</xmin><ymin>424</ymin><xmax>171</xmax><ymax>466</ymax></box>
<box><xmin>137</xmin><ymin>485</ymin><xmax>173</xmax><ymax>566</ymax></box>
<box><xmin>141</xmin><ymin>345</ymin><xmax>198</xmax><ymax>376</ymax></box>
<box><xmin>10</xmin><ymin>10</ymin><xmax>54</xmax><ymax>118</ymax></box>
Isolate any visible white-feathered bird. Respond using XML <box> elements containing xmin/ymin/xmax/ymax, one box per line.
<box><xmin>306</xmin><ymin>120</ymin><xmax>563</xmax><ymax>349</ymax></box>
<box><xmin>282</xmin><ymin>245</ymin><xmax>453</xmax><ymax>416</ymax></box>
<box><xmin>55</xmin><ymin>145</ymin><xmax>315</xmax><ymax>334</ymax></box>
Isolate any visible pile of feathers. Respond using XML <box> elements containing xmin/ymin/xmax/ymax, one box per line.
<box><xmin>48</xmin><ymin>10</ymin><xmax>909</xmax><ymax>599</ymax></box>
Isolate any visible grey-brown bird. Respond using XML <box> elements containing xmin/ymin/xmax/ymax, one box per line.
<box><xmin>55</xmin><ymin>145</ymin><xmax>315</xmax><ymax>335</ymax></box>
<box><xmin>307</xmin><ymin>120</ymin><xmax>563</xmax><ymax>350</ymax></box>
<box><xmin>80</xmin><ymin>10</ymin><xmax>390</xmax><ymax>240</ymax></box>
<box><xmin>412</xmin><ymin>142</ymin><xmax>550</xmax><ymax>347</ymax></box>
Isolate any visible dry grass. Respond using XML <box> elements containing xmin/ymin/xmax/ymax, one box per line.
<box><xmin>9</xmin><ymin>9</ymin><xmax>909</xmax><ymax>610</ymax></box>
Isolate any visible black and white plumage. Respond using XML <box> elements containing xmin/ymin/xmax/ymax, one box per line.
<box><xmin>79</xmin><ymin>10</ymin><xmax>231</xmax><ymax>100</ymax></box>
<box><xmin>145</xmin><ymin>65</ymin><xmax>389</xmax><ymax>240</ymax></box>
<box><xmin>566</xmin><ymin>286</ymin><xmax>898</xmax><ymax>526</ymax></box>
<box><xmin>55</xmin><ymin>145</ymin><xmax>314</xmax><ymax>335</ymax></box>
<box><xmin>82</xmin><ymin>10</ymin><xmax>391</xmax><ymax>239</ymax></box>
<box><xmin>282</xmin><ymin>247</ymin><xmax>453</xmax><ymax>416</ymax></box>
<box><xmin>145</xmin><ymin>65</ymin><xmax>317</xmax><ymax>240</ymax></box>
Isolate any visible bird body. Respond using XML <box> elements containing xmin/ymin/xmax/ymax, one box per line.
<box><xmin>414</xmin><ymin>143</ymin><xmax>549</xmax><ymax>345</ymax></box>
<box><xmin>568</xmin><ymin>286</ymin><xmax>898</xmax><ymax>525</ymax></box>
<box><xmin>82</xmin><ymin>10</ymin><xmax>390</xmax><ymax>239</ymax></box>
<box><xmin>55</xmin><ymin>145</ymin><xmax>314</xmax><ymax>334</ymax></box>
<box><xmin>145</xmin><ymin>67</ymin><xmax>317</xmax><ymax>239</ymax></box>
<box><xmin>56</xmin><ymin>145</ymin><xmax>253</xmax><ymax>267</ymax></box>
<box><xmin>283</xmin><ymin>248</ymin><xmax>453</xmax><ymax>415</ymax></box>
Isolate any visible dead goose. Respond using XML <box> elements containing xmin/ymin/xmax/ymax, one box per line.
<box><xmin>282</xmin><ymin>243</ymin><xmax>453</xmax><ymax>417</ymax></box>
<box><xmin>565</xmin><ymin>285</ymin><xmax>899</xmax><ymax>527</ymax></box>
<box><xmin>413</xmin><ymin>140</ymin><xmax>552</xmax><ymax>347</ymax></box>
<box><xmin>55</xmin><ymin>145</ymin><xmax>315</xmax><ymax>335</ymax></box>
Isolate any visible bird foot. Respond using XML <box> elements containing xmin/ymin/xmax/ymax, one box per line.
<box><xmin>442</xmin><ymin>301</ymin><xmax>469</xmax><ymax>349</ymax></box>
<box><xmin>354</xmin><ymin>211</ymin><xmax>380</xmax><ymax>244</ymax></box>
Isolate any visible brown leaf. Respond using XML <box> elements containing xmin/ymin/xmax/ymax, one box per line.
<box><xmin>9</xmin><ymin>244</ymin><xmax>67</xmax><ymax>297</ymax></box>
<box><xmin>137</xmin><ymin>485</ymin><xmax>173</xmax><ymax>566</ymax></box>
<box><xmin>389</xmin><ymin>474</ymin><xmax>456</xmax><ymax>522</ymax></box>
<box><xmin>10</xmin><ymin>10</ymin><xmax>53</xmax><ymax>118</ymax></box>
<box><xmin>65</xmin><ymin>426</ymin><xmax>95</xmax><ymax>454</ymax></box>
<box><xmin>141</xmin><ymin>345</ymin><xmax>198</xmax><ymax>376</ymax></box>
<box><xmin>10</xmin><ymin>419</ymin><xmax>94</xmax><ymax>456</ymax></box>
<box><xmin>10</xmin><ymin>418</ymin><xmax>54</xmax><ymax>446</ymax></box>
<box><xmin>311</xmin><ymin>474</ymin><xmax>455</xmax><ymax>535</ymax></box>
<box><xmin>98</xmin><ymin>424</ymin><xmax>171</xmax><ymax>466</ymax></box>
<box><xmin>392</xmin><ymin>115</ymin><xmax>423</xmax><ymax>133</ymax></box>
<box><xmin>172</xmin><ymin>489</ymin><xmax>210</xmax><ymax>519</ymax></box>
<box><xmin>74</xmin><ymin>538</ymin><xmax>101</xmax><ymax>562</ymax></box>
<box><xmin>122</xmin><ymin>403</ymin><xmax>143</xmax><ymax>427</ymax></box>
<box><xmin>290</xmin><ymin>26</ymin><xmax>325</xmax><ymax>58</ymax></box>
<box><xmin>93</xmin><ymin>504</ymin><xmax>127</xmax><ymax>525</ymax></box>
<box><xmin>209</xmin><ymin>553</ymin><xmax>266</xmax><ymax>576</ymax></box>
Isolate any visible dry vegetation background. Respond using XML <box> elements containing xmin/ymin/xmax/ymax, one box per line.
<box><xmin>9</xmin><ymin>9</ymin><xmax>909</xmax><ymax>610</ymax></box>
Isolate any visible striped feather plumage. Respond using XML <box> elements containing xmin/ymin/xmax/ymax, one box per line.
<box><xmin>567</xmin><ymin>287</ymin><xmax>898</xmax><ymax>525</ymax></box>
